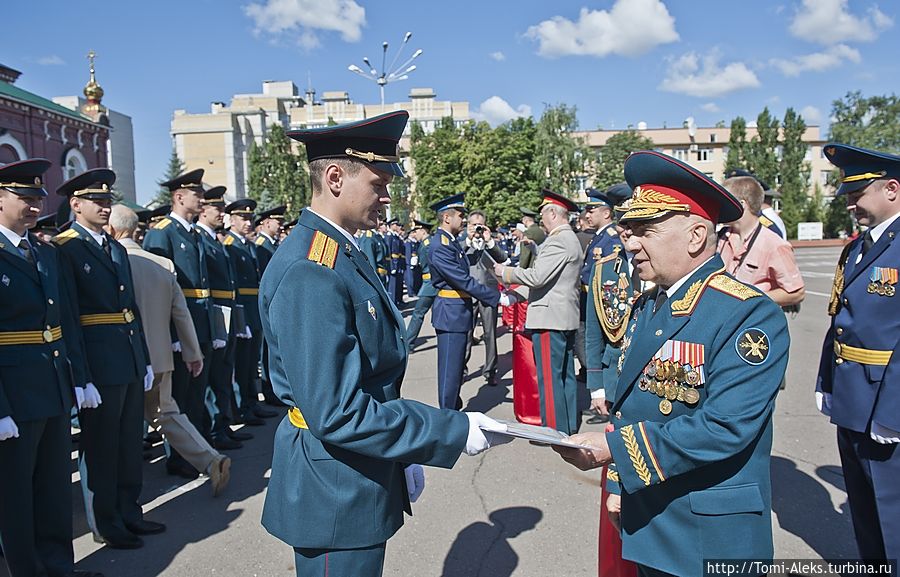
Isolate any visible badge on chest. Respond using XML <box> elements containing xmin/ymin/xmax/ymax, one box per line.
<box><xmin>868</xmin><ymin>266</ymin><xmax>897</xmax><ymax>296</ymax></box>
<box><xmin>638</xmin><ymin>340</ymin><xmax>706</xmax><ymax>415</ymax></box>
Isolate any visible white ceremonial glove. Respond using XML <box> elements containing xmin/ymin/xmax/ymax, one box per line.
<box><xmin>143</xmin><ymin>365</ymin><xmax>154</xmax><ymax>392</ymax></box>
<box><xmin>404</xmin><ymin>464</ymin><xmax>425</xmax><ymax>503</ymax></box>
<box><xmin>81</xmin><ymin>383</ymin><xmax>102</xmax><ymax>409</ymax></box>
<box><xmin>172</xmin><ymin>341</ymin><xmax>182</xmax><ymax>353</ymax></box>
<box><xmin>815</xmin><ymin>391</ymin><xmax>832</xmax><ymax>416</ymax></box>
<box><xmin>498</xmin><ymin>291</ymin><xmax>520</xmax><ymax>307</ymax></box>
<box><xmin>464</xmin><ymin>412</ymin><xmax>511</xmax><ymax>456</ymax></box>
<box><xmin>0</xmin><ymin>416</ymin><xmax>19</xmax><ymax>441</ymax></box>
<box><xmin>75</xmin><ymin>387</ymin><xmax>85</xmax><ymax>410</ymax></box>
<box><xmin>244</xmin><ymin>325</ymin><xmax>252</xmax><ymax>339</ymax></box>
<box><xmin>212</xmin><ymin>339</ymin><xmax>227</xmax><ymax>350</ymax></box>
<box><xmin>870</xmin><ymin>422</ymin><xmax>900</xmax><ymax>445</ymax></box>
<box><xmin>590</xmin><ymin>388</ymin><xmax>606</xmax><ymax>400</ymax></box>
<box><xmin>410</xmin><ymin>255</ymin><xmax>419</xmax><ymax>267</ymax></box>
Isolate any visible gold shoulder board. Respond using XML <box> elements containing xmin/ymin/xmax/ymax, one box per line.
<box><xmin>441</xmin><ymin>235</ymin><xmax>450</xmax><ymax>246</ymax></box>
<box><xmin>709</xmin><ymin>275</ymin><xmax>762</xmax><ymax>301</ymax></box>
<box><xmin>52</xmin><ymin>228</ymin><xmax>79</xmax><ymax>246</ymax></box>
<box><xmin>306</xmin><ymin>231</ymin><xmax>338</xmax><ymax>269</ymax></box>
<box><xmin>153</xmin><ymin>218</ymin><xmax>172</xmax><ymax>230</ymax></box>
<box><xmin>255</xmin><ymin>236</ymin><xmax>266</xmax><ymax>246</ymax></box>
<box><xmin>223</xmin><ymin>235</ymin><xmax>234</xmax><ymax>246</ymax></box>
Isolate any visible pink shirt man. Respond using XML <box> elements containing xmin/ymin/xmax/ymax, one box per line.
<box><xmin>717</xmin><ymin>224</ymin><xmax>804</xmax><ymax>293</ymax></box>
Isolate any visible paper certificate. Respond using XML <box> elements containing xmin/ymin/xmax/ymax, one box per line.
<box><xmin>483</xmin><ymin>420</ymin><xmax>591</xmax><ymax>449</ymax></box>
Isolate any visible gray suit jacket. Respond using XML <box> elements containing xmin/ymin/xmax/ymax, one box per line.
<box><xmin>465</xmin><ymin>238</ymin><xmax>507</xmax><ymax>288</ymax></box>
<box><xmin>121</xmin><ymin>238</ymin><xmax>202</xmax><ymax>372</ymax></box>
<box><xmin>502</xmin><ymin>224</ymin><xmax>582</xmax><ymax>331</ymax></box>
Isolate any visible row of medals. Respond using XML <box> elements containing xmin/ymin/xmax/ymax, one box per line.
<box><xmin>867</xmin><ymin>281</ymin><xmax>896</xmax><ymax>296</ymax></box>
<box><xmin>639</xmin><ymin>358</ymin><xmax>701</xmax><ymax>415</ymax></box>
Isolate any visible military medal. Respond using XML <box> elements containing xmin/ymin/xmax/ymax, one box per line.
<box><xmin>869</xmin><ymin>267</ymin><xmax>898</xmax><ymax>296</ymax></box>
<box><xmin>659</xmin><ymin>399</ymin><xmax>672</xmax><ymax>415</ymax></box>
<box><xmin>638</xmin><ymin>376</ymin><xmax>649</xmax><ymax>391</ymax></box>
<box><xmin>683</xmin><ymin>388</ymin><xmax>700</xmax><ymax>405</ymax></box>
<box><xmin>676</xmin><ymin>387</ymin><xmax>686</xmax><ymax>402</ymax></box>
<box><xmin>665</xmin><ymin>382</ymin><xmax>678</xmax><ymax>401</ymax></box>
<box><xmin>685</xmin><ymin>367</ymin><xmax>700</xmax><ymax>385</ymax></box>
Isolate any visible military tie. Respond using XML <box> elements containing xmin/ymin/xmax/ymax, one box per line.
<box><xmin>861</xmin><ymin>230</ymin><xmax>874</xmax><ymax>257</ymax></box>
<box><xmin>101</xmin><ymin>237</ymin><xmax>113</xmax><ymax>260</ymax></box>
<box><xmin>18</xmin><ymin>239</ymin><xmax>34</xmax><ymax>266</ymax></box>
<box><xmin>653</xmin><ymin>289</ymin><xmax>668</xmax><ymax>315</ymax></box>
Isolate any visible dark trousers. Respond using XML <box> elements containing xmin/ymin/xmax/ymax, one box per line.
<box><xmin>387</xmin><ymin>273</ymin><xmax>404</xmax><ymax>306</ymax></box>
<box><xmin>436</xmin><ymin>330</ymin><xmax>468</xmax><ymax>410</ymax></box>
<box><xmin>837</xmin><ymin>426</ymin><xmax>900</xmax><ymax>561</ymax></box>
<box><xmin>638</xmin><ymin>565</ymin><xmax>675</xmax><ymax>577</ymax></box>
<box><xmin>260</xmin><ymin>338</ymin><xmax>276</xmax><ymax>401</ymax></box>
<box><xmin>293</xmin><ymin>543</ymin><xmax>385</xmax><ymax>577</ymax></box>
<box><xmin>532</xmin><ymin>329</ymin><xmax>579</xmax><ymax>435</ymax></box>
<box><xmin>465</xmin><ymin>301</ymin><xmax>499</xmax><ymax>377</ymax></box>
<box><xmin>79</xmin><ymin>381</ymin><xmax>145</xmax><ymax>538</ymax></box>
<box><xmin>209</xmin><ymin>334</ymin><xmax>236</xmax><ymax>437</ymax></box>
<box><xmin>234</xmin><ymin>332</ymin><xmax>262</xmax><ymax>414</ymax></box>
<box><xmin>405</xmin><ymin>293</ymin><xmax>435</xmax><ymax>343</ymax></box>
<box><xmin>171</xmin><ymin>342</ymin><xmax>213</xmax><ymax>437</ymax></box>
<box><xmin>0</xmin><ymin>415</ymin><xmax>74</xmax><ymax>577</ymax></box>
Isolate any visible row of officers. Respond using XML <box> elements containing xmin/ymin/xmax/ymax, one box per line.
<box><xmin>0</xmin><ymin>159</ymin><xmax>289</xmax><ymax>577</ymax></box>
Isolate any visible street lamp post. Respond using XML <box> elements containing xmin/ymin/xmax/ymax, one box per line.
<box><xmin>348</xmin><ymin>31</ymin><xmax>422</xmax><ymax>107</ymax></box>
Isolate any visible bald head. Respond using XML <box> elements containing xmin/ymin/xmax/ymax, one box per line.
<box><xmin>109</xmin><ymin>204</ymin><xmax>139</xmax><ymax>238</ymax></box>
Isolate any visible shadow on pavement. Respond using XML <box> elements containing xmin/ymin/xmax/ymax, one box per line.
<box><xmin>770</xmin><ymin>456</ymin><xmax>856</xmax><ymax>559</ymax></box>
<box><xmin>442</xmin><ymin>507</ymin><xmax>542</xmax><ymax>577</ymax></box>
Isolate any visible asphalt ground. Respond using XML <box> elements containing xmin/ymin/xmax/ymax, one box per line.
<box><xmin>1</xmin><ymin>245</ymin><xmax>857</xmax><ymax>577</ymax></box>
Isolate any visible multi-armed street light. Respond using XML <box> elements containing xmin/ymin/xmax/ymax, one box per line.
<box><xmin>347</xmin><ymin>32</ymin><xmax>422</xmax><ymax>106</ymax></box>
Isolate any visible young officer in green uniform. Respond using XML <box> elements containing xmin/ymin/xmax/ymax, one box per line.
<box><xmin>143</xmin><ymin>169</ymin><xmax>215</xmax><ymax>478</ymax></box>
<box><xmin>554</xmin><ymin>150</ymin><xmax>789</xmax><ymax>576</ymax></box>
<box><xmin>54</xmin><ymin>168</ymin><xmax>162</xmax><ymax>549</ymax></box>
<box><xmin>261</xmin><ymin>111</ymin><xmax>509</xmax><ymax>577</ymax></box>
<box><xmin>0</xmin><ymin>159</ymin><xmax>102</xmax><ymax>577</ymax></box>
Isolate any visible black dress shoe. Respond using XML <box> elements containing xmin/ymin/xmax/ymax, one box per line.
<box><xmin>58</xmin><ymin>570</ymin><xmax>106</xmax><ymax>577</ymax></box>
<box><xmin>236</xmin><ymin>413</ymin><xmax>265</xmax><ymax>426</ymax></box>
<box><xmin>125</xmin><ymin>519</ymin><xmax>166</xmax><ymax>535</ymax></box>
<box><xmin>93</xmin><ymin>532</ymin><xmax>143</xmax><ymax>549</ymax></box>
<box><xmin>227</xmin><ymin>429</ymin><xmax>254</xmax><ymax>441</ymax></box>
<box><xmin>166</xmin><ymin>460</ymin><xmax>200</xmax><ymax>479</ymax></box>
<box><xmin>253</xmin><ymin>405</ymin><xmax>278</xmax><ymax>419</ymax></box>
<box><xmin>212</xmin><ymin>436</ymin><xmax>243</xmax><ymax>450</ymax></box>
<box><xmin>586</xmin><ymin>413</ymin><xmax>609</xmax><ymax>425</ymax></box>
<box><xmin>145</xmin><ymin>430</ymin><xmax>163</xmax><ymax>444</ymax></box>
<box><xmin>484</xmin><ymin>371</ymin><xmax>498</xmax><ymax>386</ymax></box>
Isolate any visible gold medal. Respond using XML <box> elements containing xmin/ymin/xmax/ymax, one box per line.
<box><xmin>868</xmin><ymin>282</ymin><xmax>879</xmax><ymax>294</ymax></box>
<box><xmin>676</xmin><ymin>387</ymin><xmax>686</xmax><ymax>402</ymax></box>
<box><xmin>683</xmin><ymin>388</ymin><xmax>700</xmax><ymax>405</ymax></box>
<box><xmin>665</xmin><ymin>383</ymin><xmax>678</xmax><ymax>401</ymax></box>
<box><xmin>675</xmin><ymin>364</ymin><xmax>686</xmax><ymax>381</ymax></box>
<box><xmin>648</xmin><ymin>380</ymin><xmax>657</xmax><ymax>395</ymax></box>
<box><xmin>659</xmin><ymin>399</ymin><xmax>672</xmax><ymax>415</ymax></box>
<box><xmin>887</xmin><ymin>285</ymin><xmax>896</xmax><ymax>297</ymax></box>
<box><xmin>638</xmin><ymin>377</ymin><xmax>649</xmax><ymax>391</ymax></box>
<box><xmin>647</xmin><ymin>361</ymin><xmax>657</xmax><ymax>378</ymax></box>
<box><xmin>685</xmin><ymin>369</ymin><xmax>700</xmax><ymax>386</ymax></box>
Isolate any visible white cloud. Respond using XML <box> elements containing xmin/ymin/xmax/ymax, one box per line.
<box><xmin>243</xmin><ymin>0</ymin><xmax>365</xmax><ymax>49</ymax></box>
<box><xmin>489</xmin><ymin>51</ymin><xmax>506</xmax><ymax>62</ymax></box>
<box><xmin>770</xmin><ymin>44</ymin><xmax>860</xmax><ymax>76</ymax></box>
<box><xmin>800</xmin><ymin>105</ymin><xmax>823</xmax><ymax>125</ymax></box>
<box><xmin>700</xmin><ymin>102</ymin><xmax>720</xmax><ymax>113</ymax></box>
<box><xmin>525</xmin><ymin>0</ymin><xmax>679</xmax><ymax>58</ymax></box>
<box><xmin>789</xmin><ymin>0</ymin><xmax>893</xmax><ymax>44</ymax></box>
<box><xmin>472</xmin><ymin>96</ymin><xmax>532</xmax><ymax>126</ymax></box>
<box><xmin>37</xmin><ymin>55</ymin><xmax>65</xmax><ymax>66</ymax></box>
<box><xmin>658</xmin><ymin>52</ymin><xmax>760</xmax><ymax>98</ymax></box>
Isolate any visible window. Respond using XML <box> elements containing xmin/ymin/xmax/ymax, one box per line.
<box><xmin>64</xmin><ymin>148</ymin><xmax>87</xmax><ymax>180</ymax></box>
<box><xmin>819</xmin><ymin>170</ymin><xmax>830</xmax><ymax>186</ymax></box>
<box><xmin>697</xmin><ymin>148</ymin><xmax>713</xmax><ymax>162</ymax></box>
<box><xmin>672</xmin><ymin>147</ymin><xmax>689</xmax><ymax>161</ymax></box>
<box><xmin>709</xmin><ymin>133</ymin><xmax>717</xmax><ymax>143</ymax></box>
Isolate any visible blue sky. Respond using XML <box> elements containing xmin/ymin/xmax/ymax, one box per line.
<box><xmin>4</xmin><ymin>0</ymin><xmax>898</xmax><ymax>204</ymax></box>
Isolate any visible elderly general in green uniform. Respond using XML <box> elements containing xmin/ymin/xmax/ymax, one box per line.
<box><xmin>259</xmin><ymin>110</ymin><xmax>508</xmax><ymax>577</ymax></box>
<box><xmin>554</xmin><ymin>150</ymin><xmax>789</xmax><ymax>576</ymax></box>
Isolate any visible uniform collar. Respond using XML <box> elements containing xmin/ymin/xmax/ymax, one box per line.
<box><xmin>168</xmin><ymin>211</ymin><xmax>194</xmax><ymax>232</ymax></box>
<box><xmin>196</xmin><ymin>221</ymin><xmax>217</xmax><ymax>240</ymax></box>
<box><xmin>868</xmin><ymin>211</ymin><xmax>900</xmax><ymax>244</ymax></box>
<box><xmin>0</xmin><ymin>223</ymin><xmax>28</xmax><ymax>248</ymax></box>
<box><xmin>75</xmin><ymin>222</ymin><xmax>106</xmax><ymax>247</ymax></box>
<box><xmin>230</xmin><ymin>230</ymin><xmax>247</xmax><ymax>244</ymax></box>
<box><xmin>258</xmin><ymin>231</ymin><xmax>276</xmax><ymax>244</ymax></box>
<box><xmin>306</xmin><ymin>208</ymin><xmax>359</xmax><ymax>251</ymax></box>
<box><xmin>665</xmin><ymin>256</ymin><xmax>716</xmax><ymax>299</ymax></box>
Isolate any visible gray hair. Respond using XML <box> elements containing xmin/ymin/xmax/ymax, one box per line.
<box><xmin>543</xmin><ymin>203</ymin><xmax>569</xmax><ymax>219</ymax></box>
<box><xmin>110</xmin><ymin>204</ymin><xmax>139</xmax><ymax>234</ymax></box>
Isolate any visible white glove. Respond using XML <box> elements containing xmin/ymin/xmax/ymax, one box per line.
<box><xmin>75</xmin><ymin>387</ymin><xmax>85</xmax><ymax>409</ymax></box>
<box><xmin>463</xmin><ymin>412</ymin><xmax>510</xmax><ymax>456</ymax></box>
<box><xmin>498</xmin><ymin>291</ymin><xmax>520</xmax><ymax>307</ymax></box>
<box><xmin>410</xmin><ymin>255</ymin><xmax>419</xmax><ymax>267</ymax></box>
<box><xmin>0</xmin><ymin>416</ymin><xmax>19</xmax><ymax>441</ymax></box>
<box><xmin>81</xmin><ymin>383</ymin><xmax>102</xmax><ymax>409</ymax></box>
<box><xmin>143</xmin><ymin>365</ymin><xmax>154</xmax><ymax>392</ymax></box>
<box><xmin>244</xmin><ymin>325</ymin><xmax>252</xmax><ymax>339</ymax></box>
<box><xmin>870</xmin><ymin>422</ymin><xmax>900</xmax><ymax>445</ymax></box>
<box><xmin>815</xmin><ymin>391</ymin><xmax>832</xmax><ymax>416</ymax></box>
<box><xmin>212</xmin><ymin>339</ymin><xmax>227</xmax><ymax>350</ymax></box>
<box><xmin>172</xmin><ymin>341</ymin><xmax>182</xmax><ymax>353</ymax></box>
<box><xmin>590</xmin><ymin>388</ymin><xmax>606</xmax><ymax>400</ymax></box>
<box><xmin>404</xmin><ymin>464</ymin><xmax>425</xmax><ymax>503</ymax></box>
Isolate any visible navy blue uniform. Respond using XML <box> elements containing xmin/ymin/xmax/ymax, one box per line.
<box><xmin>404</xmin><ymin>237</ymin><xmax>420</xmax><ymax>297</ymax></box>
<box><xmin>386</xmin><ymin>232</ymin><xmax>405</xmax><ymax>306</ymax></box>
<box><xmin>428</xmin><ymin>229</ymin><xmax>499</xmax><ymax>409</ymax></box>
<box><xmin>406</xmin><ymin>236</ymin><xmax>437</xmax><ymax>344</ymax></box>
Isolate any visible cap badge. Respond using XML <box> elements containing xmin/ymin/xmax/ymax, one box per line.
<box><xmin>1</xmin><ymin>274</ymin><xmax>9</xmax><ymax>286</ymax></box>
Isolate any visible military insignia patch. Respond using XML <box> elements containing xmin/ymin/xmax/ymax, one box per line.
<box><xmin>367</xmin><ymin>300</ymin><xmax>377</xmax><ymax>320</ymax></box>
<box><xmin>441</xmin><ymin>235</ymin><xmax>450</xmax><ymax>246</ymax></box>
<box><xmin>736</xmin><ymin>328</ymin><xmax>770</xmax><ymax>365</ymax></box>
<box><xmin>1</xmin><ymin>275</ymin><xmax>9</xmax><ymax>286</ymax></box>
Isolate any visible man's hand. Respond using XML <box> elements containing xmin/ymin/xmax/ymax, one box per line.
<box><xmin>404</xmin><ymin>464</ymin><xmax>425</xmax><ymax>503</ymax></box>
<box><xmin>590</xmin><ymin>398</ymin><xmax>610</xmax><ymax>416</ymax></box>
<box><xmin>212</xmin><ymin>339</ymin><xmax>227</xmax><ymax>350</ymax></box>
<box><xmin>870</xmin><ymin>422</ymin><xmax>900</xmax><ymax>444</ymax></box>
<box><xmin>185</xmin><ymin>359</ymin><xmax>204</xmax><ymax>378</ymax></box>
<box><xmin>0</xmin><ymin>416</ymin><xmax>19</xmax><ymax>441</ymax></box>
<box><xmin>552</xmin><ymin>432</ymin><xmax>612</xmax><ymax>470</ymax></box>
<box><xmin>815</xmin><ymin>391</ymin><xmax>832</xmax><ymax>416</ymax></box>
<box><xmin>493</xmin><ymin>262</ymin><xmax>506</xmax><ymax>278</ymax></box>
<box><xmin>463</xmin><ymin>412</ymin><xmax>511</xmax><ymax>456</ymax></box>
<box><xmin>81</xmin><ymin>383</ymin><xmax>103</xmax><ymax>409</ymax></box>
<box><xmin>607</xmin><ymin>493</ymin><xmax>622</xmax><ymax>532</ymax></box>
<box><xmin>143</xmin><ymin>365</ymin><xmax>154</xmax><ymax>392</ymax></box>
<box><xmin>498</xmin><ymin>291</ymin><xmax>520</xmax><ymax>307</ymax></box>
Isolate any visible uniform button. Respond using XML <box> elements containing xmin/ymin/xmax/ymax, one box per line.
<box><xmin>836</xmin><ymin>358</ymin><xmax>844</xmax><ymax>365</ymax></box>
<box><xmin>836</xmin><ymin>327</ymin><xmax>843</xmax><ymax>335</ymax></box>
<box><xmin>123</xmin><ymin>308</ymin><xmax>128</xmax><ymax>313</ymax></box>
<box><xmin>53</xmin><ymin>350</ymin><xmax>60</xmax><ymax>358</ymax></box>
<box><xmin>48</xmin><ymin>298</ymin><xmax>54</xmax><ymax>305</ymax></box>
<box><xmin>46</xmin><ymin>325</ymin><xmax>51</xmax><ymax>330</ymax></box>
<box><xmin>202</xmin><ymin>278</ymin><xmax>207</xmax><ymax>283</ymax></box>
<box><xmin>119</xmin><ymin>285</ymin><xmax>125</xmax><ymax>291</ymax></box>
<box><xmin>129</xmin><ymin>330</ymin><xmax>134</xmax><ymax>336</ymax></box>
<box><xmin>843</xmin><ymin>298</ymin><xmax>849</xmax><ymax>306</ymax></box>
<box><xmin>615</xmin><ymin>411</ymin><xmax>622</xmax><ymax>419</ymax></box>
<box><xmin>655</xmin><ymin>329</ymin><xmax>662</xmax><ymax>336</ymax></box>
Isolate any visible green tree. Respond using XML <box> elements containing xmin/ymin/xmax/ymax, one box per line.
<box><xmin>154</xmin><ymin>149</ymin><xmax>185</xmax><ymax>205</ymax></box>
<box><xmin>461</xmin><ymin>117</ymin><xmax>541</xmax><ymax>225</ymax></box>
<box><xmin>246</xmin><ymin>141</ymin><xmax>266</xmax><ymax>204</ymax></box>
<box><xmin>593</xmin><ymin>130</ymin><xmax>655</xmax><ymax>190</ymax></box>
<box><xmin>745</xmin><ymin>107</ymin><xmax>780</xmax><ymax>190</ymax></box>
<box><xmin>824</xmin><ymin>195</ymin><xmax>853</xmax><ymax>238</ymax></box>
<box><xmin>247</xmin><ymin>125</ymin><xmax>308</xmax><ymax>216</ymax></box>
<box><xmin>409</xmin><ymin>117</ymin><xmax>467</xmax><ymax>221</ymax></box>
<box><xmin>388</xmin><ymin>176</ymin><xmax>412</xmax><ymax>224</ymax></box>
<box><xmin>829</xmin><ymin>91</ymin><xmax>900</xmax><ymax>151</ymax></box>
<box><xmin>778</xmin><ymin>107</ymin><xmax>811</xmax><ymax>238</ymax></box>
<box><xmin>533</xmin><ymin>104</ymin><xmax>589</xmax><ymax>196</ymax></box>
<box><xmin>724</xmin><ymin>116</ymin><xmax>748</xmax><ymax>175</ymax></box>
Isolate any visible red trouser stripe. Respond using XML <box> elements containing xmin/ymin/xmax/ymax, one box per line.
<box><xmin>324</xmin><ymin>552</ymin><xmax>328</xmax><ymax>577</ymax></box>
<box><xmin>540</xmin><ymin>331</ymin><xmax>557</xmax><ymax>429</ymax></box>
